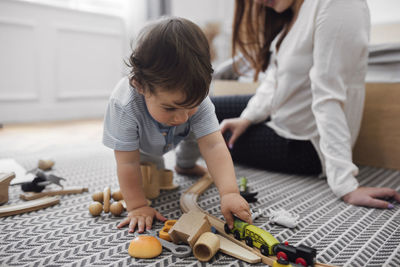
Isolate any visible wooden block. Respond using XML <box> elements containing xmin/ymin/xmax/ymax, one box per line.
<box><xmin>0</xmin><ymin>196</ymin><xmax>60</xmax><ymax>217</ymax></box>
<box><xmin>354</xmin><ymin>83</ymin><xmax>400</xmax><ymax>170</ymax></box>
<box><xmin>0</xmin><ymin>172</ymin><xmax>15</xmax><ymax>204</ymax></box>
<box><xmin>168</xmin><ymin>211</ymin><xmax>211</xmax><ymax>247</ymax></box>
<box><xmin>19</xmin><ymin>187</ymin><xmax>88</xmax><ymax>201</ymax></box>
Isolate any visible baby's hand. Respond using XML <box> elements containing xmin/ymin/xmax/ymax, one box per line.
<box><xmin>117</xmin><ymin>206</ymin><xmax>167</xmax><ymax>233</ymax></box>
<box><xmin>220</xmin><ymin>192</ymin><xmax>252</xmax><ymax>229</ymax></box>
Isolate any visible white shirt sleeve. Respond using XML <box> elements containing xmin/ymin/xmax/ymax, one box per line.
<box><xmin>309</xmin><ymin>0</ymin><xmax>370</xmax><ymax>197</ymax></box>
<box><xmin>240</xmin><ymin>68</ymin><xmax>275</xmax><ymax>123</ymax></box>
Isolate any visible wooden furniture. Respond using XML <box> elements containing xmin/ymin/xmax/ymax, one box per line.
<box><xmin>212</xmin><ymin>80</ymin><xmax>400</xmax><ymax>170</ymax></box>
<box><xmin>353</xmin><ymin>83</ymin><xmax>400</xmax><ymax>170</ymax></box>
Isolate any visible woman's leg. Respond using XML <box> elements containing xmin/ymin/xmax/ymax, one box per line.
<box><xmin>211</xmin><ymin>95</ymin><xmax>321</xmax><ymax>175</ymax></box>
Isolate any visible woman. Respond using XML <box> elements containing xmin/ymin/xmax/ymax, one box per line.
<box><xmin>212</xmin><ymin>0</ymin><xmax>400</xmax><ymax>208</ymax></box>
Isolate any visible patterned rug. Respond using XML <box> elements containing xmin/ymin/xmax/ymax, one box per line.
<box><xmin>1</xmin><ymin>143</ymin><xmax>400</xmax><ymax>267</ymax></box>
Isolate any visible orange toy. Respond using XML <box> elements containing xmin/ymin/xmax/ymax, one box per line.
<box><xmin>159</xmin><ymin>220</ymin><xmax>177</xmax><ymax>242</ymax></box>
<box><xmin>128</xmin><ymin>235</ymin><xmax>162</xmax><ymax>258</ymax></box>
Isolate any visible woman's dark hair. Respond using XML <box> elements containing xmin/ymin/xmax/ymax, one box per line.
<box><xmin>128</xmin><ymin>17</ymin><xmax>213</xmax><ymax>108</ymax></box>
<box><xmin>232</xmin><ymin>0</ymin><xmax>293</xmax><ymax>81</ymax></box>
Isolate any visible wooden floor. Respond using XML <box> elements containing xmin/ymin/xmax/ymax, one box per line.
<box><xmin>0</xmin><ymin>119</ymin><xmax>103</xmax><ymax>154</ymax></box>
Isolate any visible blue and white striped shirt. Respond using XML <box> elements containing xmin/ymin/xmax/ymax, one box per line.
<box><xmin>103</xmin><ymin>77</ymin><xmax>220</xmax><ymax>156</ymax></box>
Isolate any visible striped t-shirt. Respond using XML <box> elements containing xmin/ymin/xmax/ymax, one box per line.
<box><xmin>102</xmin><ymin>77</ymin><xmax>220</xmax><ymax>156</ymax></box>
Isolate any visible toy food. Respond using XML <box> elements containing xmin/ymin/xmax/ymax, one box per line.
<box><xmin>89</xmin><ymin>201</ymin><xmax>103</xmax><ymax>216</ymax></box>
<box><xmin>128</xmin><ymin>235</ymin><xmax>162</xmax><ymax>258</ymax></box>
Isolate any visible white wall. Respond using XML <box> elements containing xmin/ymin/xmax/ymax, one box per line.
<box><xmin>170</xmin><ymin>0</ymin><xmax>234</xmax><ymax>67</ymax></box>
<box><xmin>0</xmin><ymin>0</ymin><xmax>126</xmax><ymax>124</ymax></box>
<box><xmin>367</xmin><ymin>0</ymin><xmax>400</xmax><ymax>25</ymax></box>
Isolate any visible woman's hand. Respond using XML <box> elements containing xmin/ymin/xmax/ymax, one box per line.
<box><xmin>117</xmin><ymin>205</ymin><xmax>167</xmax><ymax>233</ymax></box>
<box><xmin>220</xmin><ymin>192</ymin><xmax>252</xmax><ymax>229</ymax></box>
<box><xmin>342</xmin><ymin>187</ymin><xmax>400</xmax><ymax>209</ymax></box>
<box><xmin>220</xmin><ymin>118</ymin><xmax>252</xmax><ymax>148</ymax></box>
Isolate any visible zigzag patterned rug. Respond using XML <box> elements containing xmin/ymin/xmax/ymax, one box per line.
<box><xmin>1</xmin><ymin>144</ymin><xmax>399</xmax><ymax>267</ymax></box>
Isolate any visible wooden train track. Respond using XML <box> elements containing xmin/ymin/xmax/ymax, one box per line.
<box><xmin>180</xmin><ymin>173</ymin><xmax>337</xmax><ymax>267</ymax></box>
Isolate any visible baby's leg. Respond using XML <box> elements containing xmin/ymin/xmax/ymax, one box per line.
<box><xmin>175</xmin><ymin>132</ymin><xmax>207</xmax><ymax>176</ymax></box>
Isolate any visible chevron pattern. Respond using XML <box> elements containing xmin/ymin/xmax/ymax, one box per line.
<box><xmin>1</xmin><ymin>144</ymin><xmax>399</xmax><ymax>267</ymax></box>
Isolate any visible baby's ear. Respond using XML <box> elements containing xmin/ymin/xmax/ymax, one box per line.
<box><xmin>131</xmin><ymin>79</ymin><xmax>144</xmax><ymax>94</ymax></box>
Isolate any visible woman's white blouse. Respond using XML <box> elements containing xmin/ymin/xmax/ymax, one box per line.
<box><xmin>240</xmin><ymin>0</ymin><xmax>370</xmax><ymax>198</ymax></box>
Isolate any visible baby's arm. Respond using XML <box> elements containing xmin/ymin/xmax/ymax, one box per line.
<box><xmin>114</xmin><ymin>150</ymin><xmax>166</xmax><ymax>232</ymax></box>
<box><xmin>198</xmin><ymin>131</ymin><xmax>252</xmax><ymax>228</ymax></box>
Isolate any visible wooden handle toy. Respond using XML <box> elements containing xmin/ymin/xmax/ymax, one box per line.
<box><xmin>0</xmin><ymin>196</ymin><xmax>60</xmax><ymax>217</ymax></box>
<box><xmin>20</xmin><ymin>187</ymin><xmax>88</xmax><ymax>201</ymax></box>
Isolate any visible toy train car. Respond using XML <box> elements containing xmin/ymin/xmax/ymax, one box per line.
<box><xmin>224</xmin><ymin>218</ymin><xmax>316</xmax><ymax>267</ymax></box>
<box><xmin>274</xmin><ymin>241</ymin><xmax>316</xmax><ymax>267</ymax></box>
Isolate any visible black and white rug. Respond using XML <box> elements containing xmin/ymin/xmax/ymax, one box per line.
<box><xmin>1</xmin><ymin>143</ymin><xmax>399</xmax><ymax>267</ymax></box>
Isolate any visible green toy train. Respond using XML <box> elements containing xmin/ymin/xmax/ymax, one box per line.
<box><xmin>224</xmin><ymin>218</ymin><xmax>316</xmax><ymax>267</ymax></box>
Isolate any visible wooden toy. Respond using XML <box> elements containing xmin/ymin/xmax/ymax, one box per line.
<box><xmin>103</xmin><ymin>187</ymin><xmax>111</xmax><ymax>213</ymax></box>
<box><xmin>109</xmin><ymin>201</ymin><xmax>124</xmax><ymax>216</ymax></box>
<box><xmin>159</xmin><ymin>169</ymin><xmax>179</xmax><ymax>190</ymax></box>
<box><xmin>111</xmin><ymin>190</ymin><xmax>123</xmax><ymax>201</ymax></box>
<box><xmin>89</xmin><ymin>201</ymin><xmax>103</xmax><ymax>216</ymax></box>
<box><xmin>26</xmin><ymin>159</ymin><xmax>55</xmax><ymax>174</ymax></box>
<box><xmin>0</xmin><ymin>196</ymin><xmax>60</xmax><ymax>217</ymax></box>
<box><xmin>128</xmin><ymin>235</ymin><xmax>162</xmax><ymax>258</ymax></box>
<box><xmin>168</xmin><ymin>211</ymin><xmax>212</xmax><ymax>247</ymax></box>
<box><xmin>20</xmin><ymin>187</ymin><xmax>88</xmax><ymax>201</ymax></box>
<box><xmin>140</xmin><ymin>162</ymin><xmax>160</xmax><ymax>199</ymax></box>
<box><xmin>193</xmin><ymin>232</ymin><xmax>220</xmax><ymax>261</ymax></box>
<box><xmin>0</xmin><ymin>172</ymin><xmax>15</xmax><ymax>205</ymax></box>
<box><xmin>38</xmin><ymin>159</ymin><xmax>55</xmax><ymax>171</ymax></box>
<box><xmin>92</xmin><ymin>191</ymin><xmax>103</xmax><ymax>202</ymax></box>
<box><xmin>179</xmin><ymin>173</ymin><xmax>335</xmax><ymax>267</ymax></box>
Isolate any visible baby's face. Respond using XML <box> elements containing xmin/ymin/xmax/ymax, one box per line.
<box><xmin>142</xmin><ymin>88</ymin><xmax>198</xmax><ymax>127</ymax></box>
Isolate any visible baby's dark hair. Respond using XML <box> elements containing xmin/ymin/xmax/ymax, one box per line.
<box><xmin>128</xmin><ymin>17</ymin><xmax>213</xmax><ymax>108</ymax></box>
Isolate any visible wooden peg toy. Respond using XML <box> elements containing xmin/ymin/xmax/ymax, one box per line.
<box><xmin>140</xmin><ymin>162</ymin><xmax>160</xmax><ymax>199</ymax></box>
<box><xmin>159</xmin><ymin>169</ymin><xmax>179</xmax><ymax>190</ymax></box>
<box><xmin>103</xmin><ymin>187</ymin><xmax>111</xmax><ymax>213</ymax></box>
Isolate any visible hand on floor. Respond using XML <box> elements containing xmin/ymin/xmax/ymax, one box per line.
<box><xmin>117</xmin><ymin>206</ymin><xmax>167</xmax><ymax>233</ymax></box>
<box><xmin>342</xmin><ymin>186</ymin><xmax>400</xmax><ymax>209</ymax></box>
